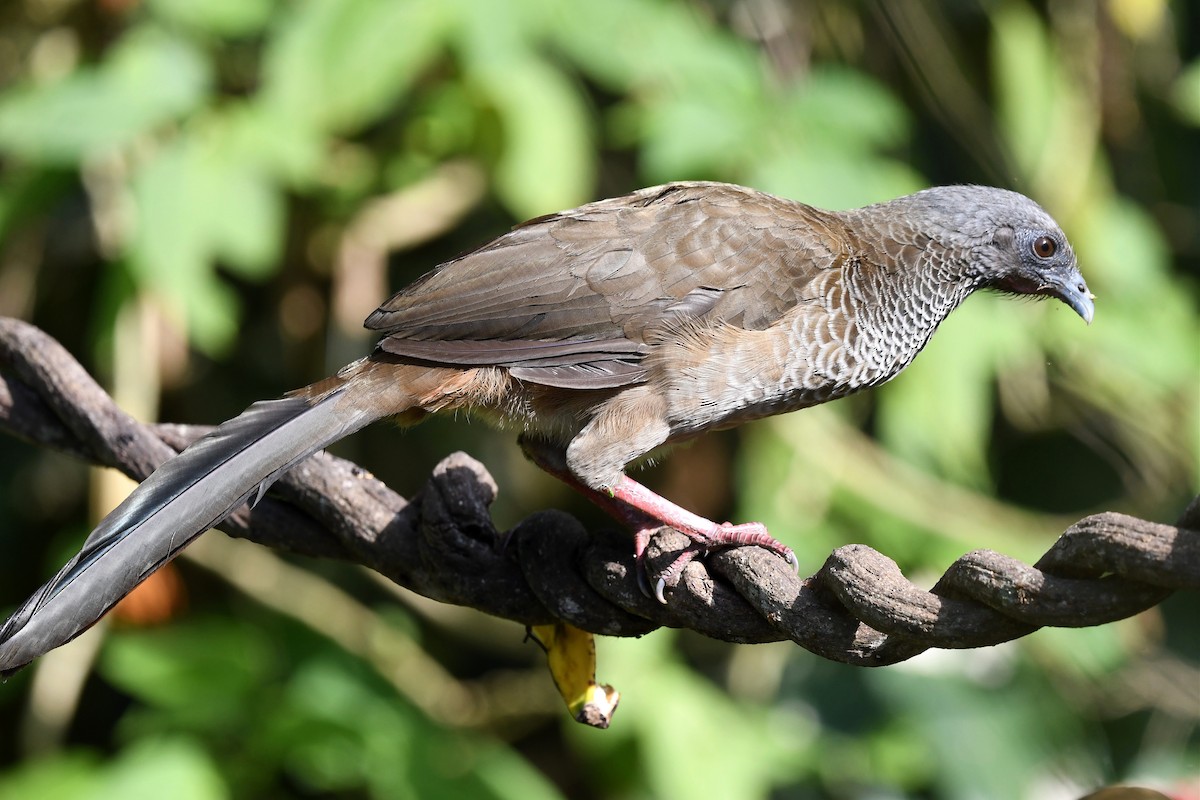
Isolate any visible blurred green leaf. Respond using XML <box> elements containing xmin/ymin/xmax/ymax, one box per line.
<box><xmin>749</xmin><ymin>149</ymin><xmax>923</xmax><ymax>212</ymax></box>
<box><xmin>147</xmin><ymin>0</ymin><xmax>276</xmax><ymax>37</ymax></box>
<box><xmin>1170</xmin><ymin>58</ymin><xmax>1200</xmax><ymax>126</ymax></box>
<box><xmin>0</xmin><ymin>168</ymin><xmax>72</xmax><ymax>243</ymax></box>
<box><xmin>992</xmin><ymin>1</ymin><xmax>1056</xmax><ymax>176</ymax></box>
<box><xmin>471</xmin><ymin>56</ymin><xmax>594</xmax><ymax>217</ymax></box>
<box><xmin>1028</xmin><ymin>623</ymin><xmax>1134</xmax><ymax>678</ymax></box>
<box><xmin>86</xmin><ymin>738</ymin><xmax>228</xmax><ymax>800</ymax></box>
<box><xmin>1075</xmin><ymin>195</ymin><xmax>1197</xmax><ymax>388</ymax></box>
<box><xmin>219</xmin><ymin>102</ymin><xmax>327</xmax><ymax>187</ymax></box>
<box><xmin>785</xmin><ymin>67</ymin><xmax>913</xmax><ymax>152</ymax></box>
<box><xmin>0</xmin><ymin>27</ymin><xmax>210</xmax><ymax>163</ymax></box>
<box><xmin>1076</xmin><ymin>196</ymin><xmax>1172</xmax><ymax>301</ymax></box>
<box><xmin>0</xmin><ymin>738</ymin><xmax>228</xmax><ymax>800</ymax></box>
<box><xmin>100</xmin><ymin>619</ymin><xmax>275</xmax><ymax>730</ymax></box>
<box><xmin>871</xmin><ymin>658</ymin><xmax>1085</xmax><ymax>799</ymax></box>
<box><xmin>127</xmin><ymin>117</ymin><xmax>284</xmax><ymax>353</ymax></box>
<box><xmin>266</xmin><ymin>659</ymin><xmax>560</xmax><ymax>799</ymax></box>
<box><xmin>470</xmin><ymin>743</ymin><xmax>566</xmax><ymax>800</ymax></box>
<box><xmin>573</xmin><ymin>633</ymin><xmax>811</xmax><ymax>798</ymax></box>
<box><xmin>261</xmin><ymin>0</ymin><xmax>452</xmax><ymax>134</ymax></box>
<box><xmin>553</xmin><ymin>0</ymin><xmax>762</xmax><ymax>183</ymax></box>
<box><xmin>991</xmin><ymin>1</ymin><xmax>1095</xmax><ymax>204</ymax></box>
<box><xmin>751</xmin><ymin>67</ymin><xmax>924</xmax><ymax>207</ymax></box>
<box><xmin>448</xmin><ymin>0</ymin><xmax>594</xmax><ymax>216</ymax></box>
<box><xmin>0</xmin><ymin>752</ymin><xmax>100</xmax><ymax>800</ymax></box>
<box><xmin>267</xmin><ymin>660</ymin><xmax>412</xmax><ymax>793</ymax></box>
<box><xmin>638</xmin><ymin>93</ymin><xmax>758</xmax><ymax>180</ymax></box>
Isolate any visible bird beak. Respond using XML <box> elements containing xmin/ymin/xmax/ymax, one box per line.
<box><xmin>1043</xmin><ymin>268</ymin><xmax>1095</xmax><ymax>325</ymax></box>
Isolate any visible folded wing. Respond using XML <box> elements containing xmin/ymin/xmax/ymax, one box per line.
<box><xmin>366</xmin><ymin>182</ymin><xmax>847</xmax><ymax>389</ymax></box>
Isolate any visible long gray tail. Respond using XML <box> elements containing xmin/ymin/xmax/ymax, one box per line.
<box><xmin>0</xmin><ymin>380</ymin><xmax>384</xmax><ymax>676</ymax></box>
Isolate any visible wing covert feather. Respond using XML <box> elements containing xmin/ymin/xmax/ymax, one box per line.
<box><xmin>365</xmin><ymin>182</ymin><xmax>849</xmax><ymax>388</ymax></box>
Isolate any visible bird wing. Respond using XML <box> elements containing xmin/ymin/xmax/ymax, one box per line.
<box><xmin>367</xmin><ymin>182</ymin><xmax>849</xmax><ymax>389</ymax></box>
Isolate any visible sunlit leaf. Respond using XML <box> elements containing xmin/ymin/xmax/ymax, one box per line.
<box><xmin>90</xmin><ymin>738</ymin><xmax>228</xmax><ymax>800</ymax></box>
<box><xmin>0</xmin><ymin>28</ymin><xmax>210</xmax><ymax>163</ymax></box>
<box><xmin>218</xmin><ymin>102</ymin><xmax>326</xmax><ymax>187</ymax></box>
<box><xmin>261</xmin><ymin>0</ymin><xmax>452</xmax><ymax>134</ymax></box>
<box><xmin>267</xmin><ymin>659</ymin><xmax>559</xmax><ymax>800</ymax></box>
<box><xmin>1170</xmin><ymin>58</ymin><xmax>1200</xmax><ymax>126</ymax></box>
<box><xmin>571</xmin><ymin>633</ymin><xmax>810</xmax><ymax>798</ymax></box>
<box><xmin>638</xmin><ymin>96</ymin><xmax>757</xmax><ymax>180</ymax></box>
<box><xmin>203</xmin><ymin>163</ymin><xmax>284</xmax><ymax>278</ymax></box>
<box><xmin>991</xmin><ymin>2</ymin><xmax>1056</xmax><ymax>176</ymax></box>
<box><xmin>748</xmin><ymin>149</ymin><xmax>923</xmax><ymax>211</ymax></box>
<box><xmin>1074</xmin><ymin>195</ymin><xmax>1195</xmax><ymax>387</ymax></box>
<box><xmin>147</xmin><ymin>0</ymin><xmax>276</xmax><ymax>37</ymax></box>
<box><xmin>785</xmin><ymin>67</ymin><xmax>912</xmax><ymax>151</ymax></box>
<box><xmin>100</xmin><ymin>619</ymin><xmax>275</xmax><ymax>727</ymax></box>
<box><xmin>991</xmin><ymin>2</ymin><xmax>1094</xmax><ymax>204</ymax></box>
<box><xmin>872</xmin><ymin>662</ymin><xmax>1084</xmax><ymax>799</ymax></box>
<box><xmin>0</xmin><ymin>753</ymin><xmax>100</xmax><ymax>800</ymax></box>
<box><xmin>470</xmin><ymin>56</ymin><xmax>595</xmax><ymax>217</ymax></box>
<box><xmin>126</xmin><ymin>116</ymin><xmax>285</xmax><ymax>353</ymax></box>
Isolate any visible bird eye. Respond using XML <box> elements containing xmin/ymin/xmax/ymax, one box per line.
<box><xmin>1032</xmin><ymin>236</ymin><xmax>1057</xmax><ymax>259</ymax></box>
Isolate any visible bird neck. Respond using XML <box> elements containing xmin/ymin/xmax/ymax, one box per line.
<box><xmin>837</xmin><ymin>204</ymin><xmax>988</xmax><ymax>386</ymax></box>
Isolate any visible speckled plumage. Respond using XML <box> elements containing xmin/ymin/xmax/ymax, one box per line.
<box><xmin>0</xmin><ymin>181</ymin><xmax>1094</xmax><ymax>671</ymax></box>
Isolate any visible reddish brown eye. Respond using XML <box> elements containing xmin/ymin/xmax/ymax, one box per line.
<box><xmin>1032</xmin><ymin>236</ymin><xmax>1057</xmax><ymax>259</ymax></box>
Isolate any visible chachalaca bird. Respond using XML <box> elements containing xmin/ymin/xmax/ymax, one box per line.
<box><xmin>0</xmin><ymin>181</ymin><xmax>1094</xmax><ymax>674</ymax></box>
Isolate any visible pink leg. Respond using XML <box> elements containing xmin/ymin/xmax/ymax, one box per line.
<box><xmin>610</xmin><ymin>475</ymin><xmax>798</xmax><ymax>601</ymax></box>
<box><xmin>521</xmin><ymin>438</ymin><xmax>797</xmax><ymax>602</ymax></box>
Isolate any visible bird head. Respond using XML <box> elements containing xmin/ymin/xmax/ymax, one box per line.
<box><xmin>982</xmin><ymin>222</ymin><xmax>1095</xmax><ymax>325</ymax></box>
<box><xmin>955</xmin><ymin>188</ymin><xmax>1095</xmax><ymax>325</ymax></box>
<box><xmin>869</xmin><ymin>185</ymin><xmax>1095</xmax><ymax>325</ymax></box>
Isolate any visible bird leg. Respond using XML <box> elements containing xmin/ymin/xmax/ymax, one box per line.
<box><xmin>608</xmin><ymin>476</ymin><xmax>798</xmax><ymax>601</ymax></box>
<box><xmin>520</xmin><ymin>437</ymin><xmax>798</xmax><ymax>602</ymax></box>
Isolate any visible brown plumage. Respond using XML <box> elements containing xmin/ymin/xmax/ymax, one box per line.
<box><xmin>0</xmin><ymin>181</ymin><xmax>1094</xmax><ymax>672</ymax></box>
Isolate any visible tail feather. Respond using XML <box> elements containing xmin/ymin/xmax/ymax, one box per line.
<box><xmin>0</xmin><ymin>382</ymin><xmax>382</xmax><ymax>675</ymax></box>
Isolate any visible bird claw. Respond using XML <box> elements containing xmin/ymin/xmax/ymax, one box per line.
<box><xmin>650</xmin><ymin>547</ymin><xmax>701</xmax><ymax>604</ymax></box>
<box><xmin>635</xmin><ymin>557</ymin><xmax>654</xmax><ymax>600</ymax></box>
<box><xmin>642</xmin><ymin>536</ymin><xmax>797</xmax><ymax>604</ymax></box>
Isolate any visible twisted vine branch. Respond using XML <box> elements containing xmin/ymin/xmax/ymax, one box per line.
<box><xmin>0</xmin><ymin>317</ymin><xmax>1195</xmax><ymax>666</ymax></box>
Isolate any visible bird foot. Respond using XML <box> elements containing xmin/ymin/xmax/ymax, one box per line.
<box><xmin>517</xmin><ymin>438</ymin><xmax>797</xmax><ymax>603</ymax></box>
<box><xmin>633</xmin><ymin>518</ymin><xmax>797</xmax><ymax>603</ymax></box>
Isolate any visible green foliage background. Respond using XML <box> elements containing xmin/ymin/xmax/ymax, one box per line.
<box><xmin>0</xmin><ymin>0</ymin><xmax>1196</xmax><ymax>797</ymax></box>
